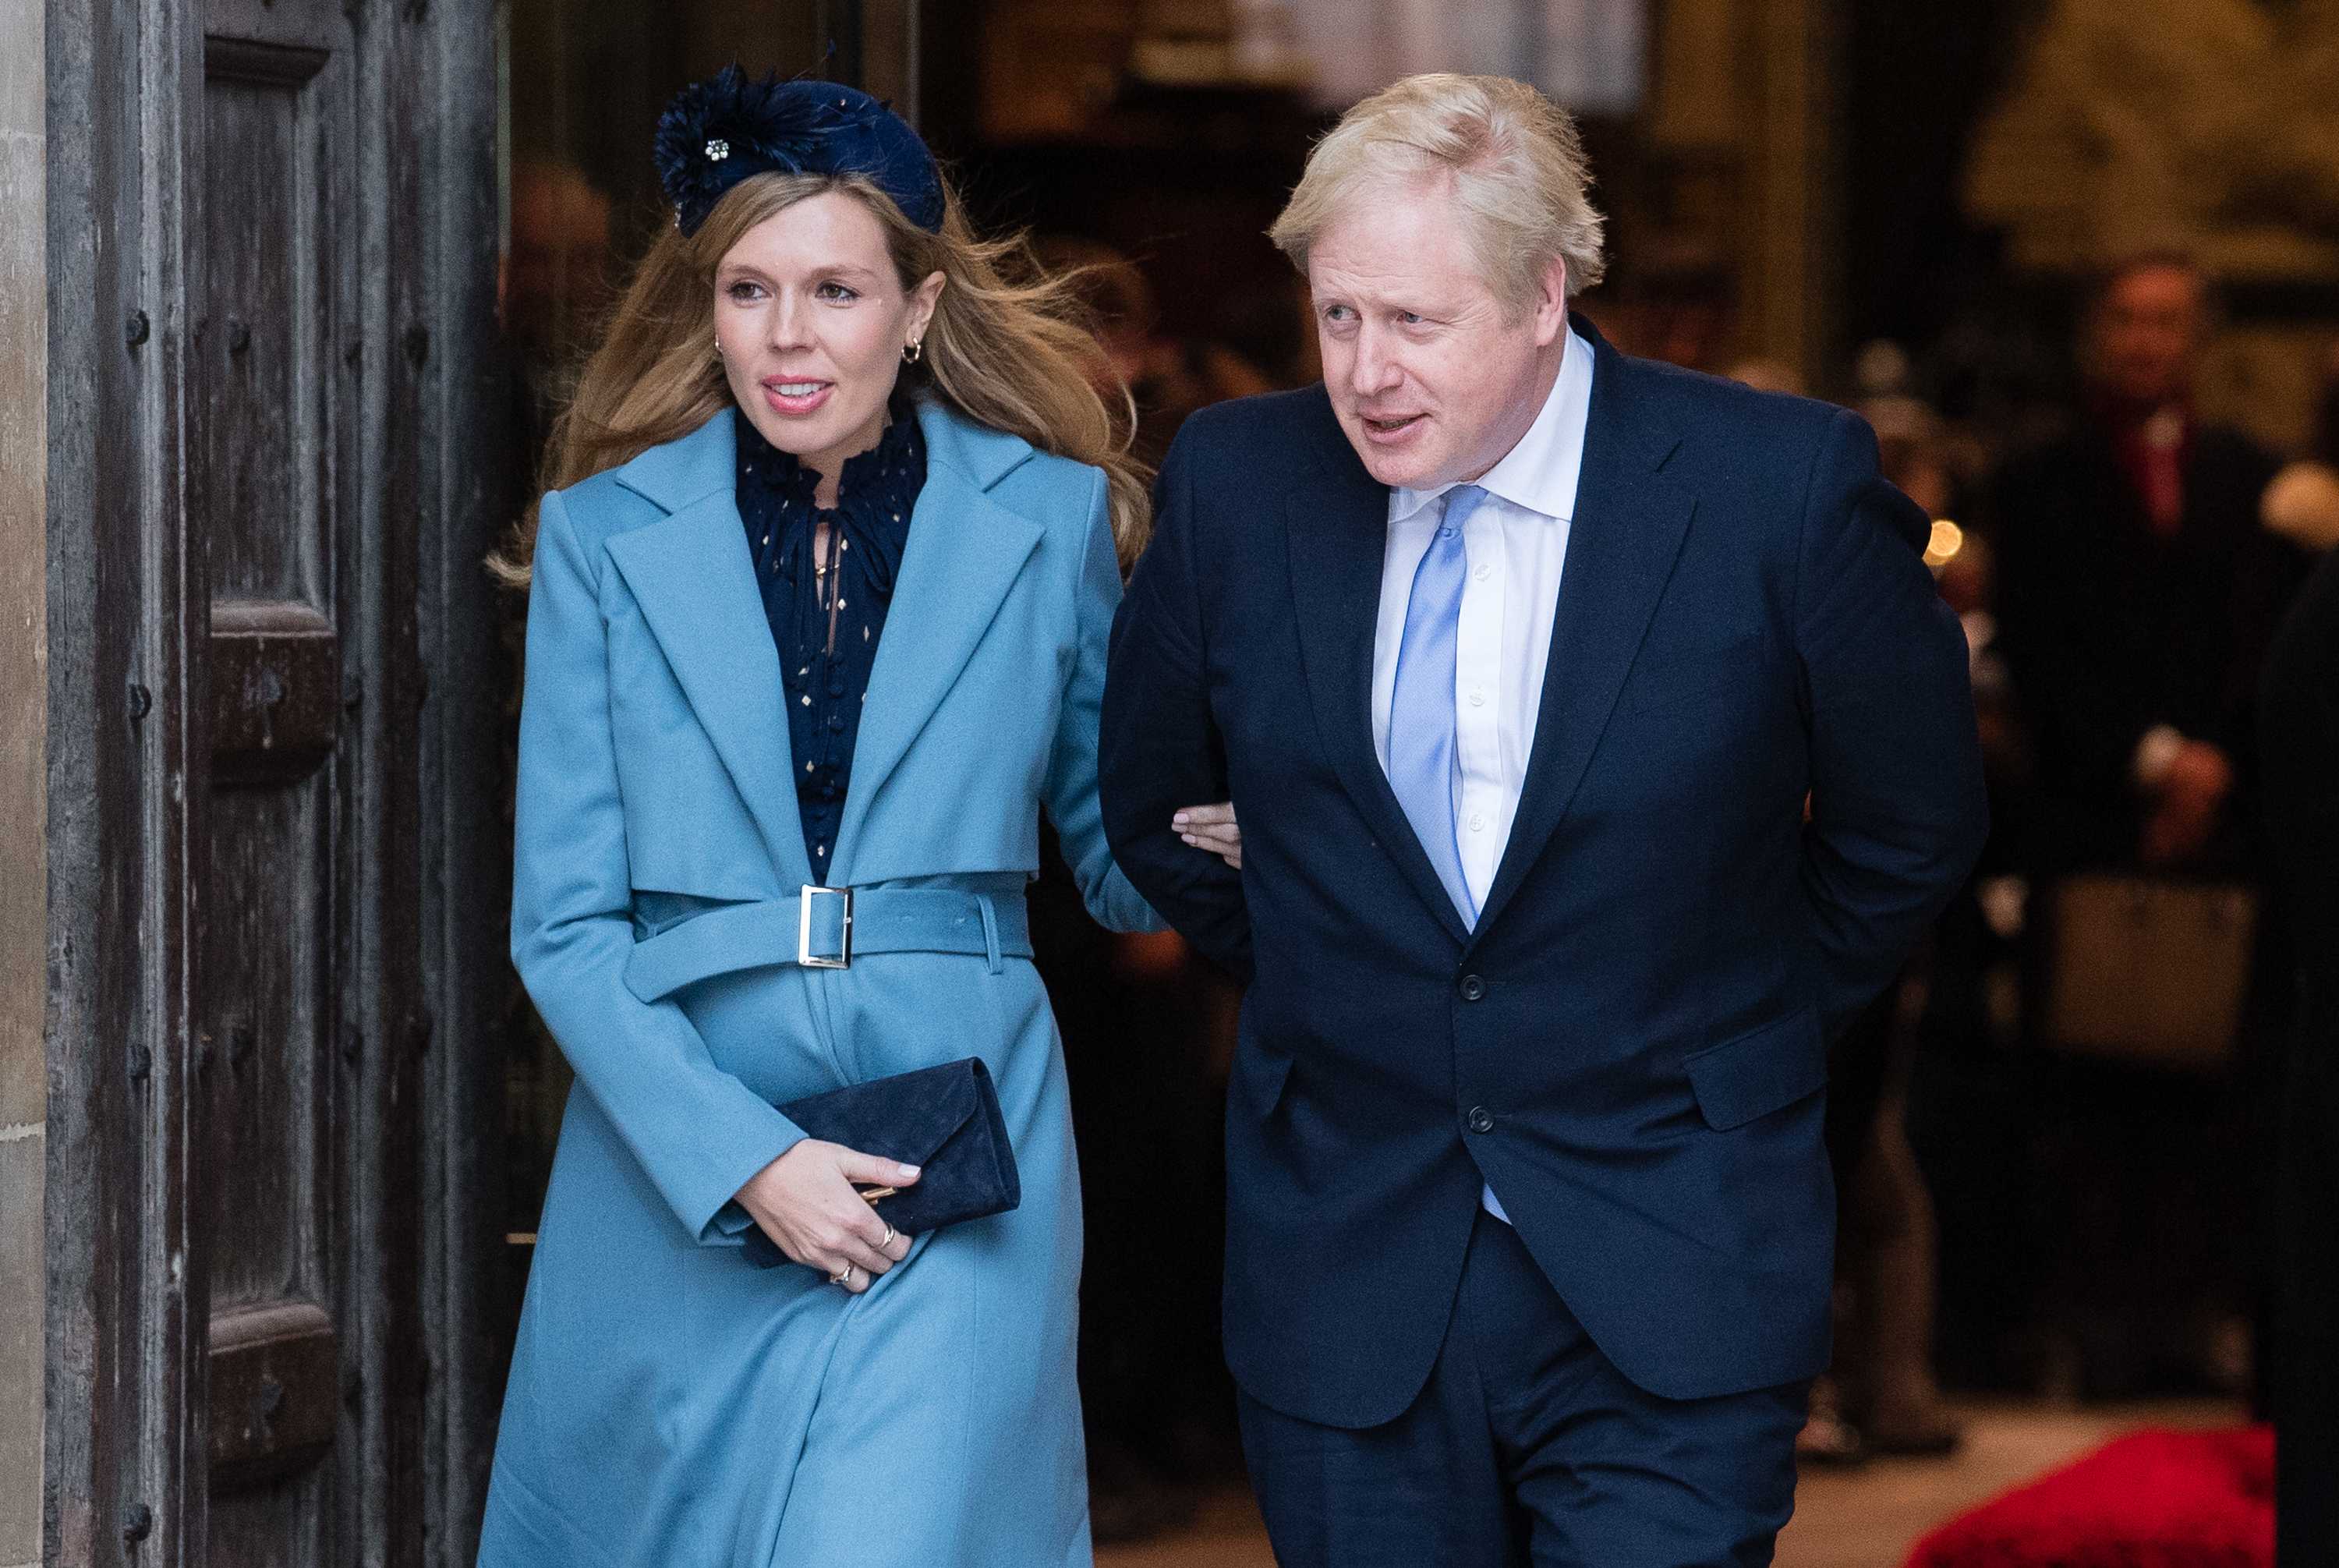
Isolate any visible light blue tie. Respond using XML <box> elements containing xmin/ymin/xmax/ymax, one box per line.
<box><xmin>1388</xmin><ymin>484</ymin><xmax>1488</xmax><ymax>926</ymax></box>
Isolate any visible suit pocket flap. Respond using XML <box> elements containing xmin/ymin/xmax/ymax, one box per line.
<box><xmin>1236</xmin><ymin>1044</ymin><xmax>1294</xmax><ymax>1120</ymax></box>
<box><xmin>1684</xmin><ymin>1010</ymin><xmax>1826</xmax><ymax>1131</ymax></box>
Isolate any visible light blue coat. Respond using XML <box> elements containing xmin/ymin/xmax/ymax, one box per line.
<box><xmin>477</xmin><ymin>401</ymin><xmax>1159</xmax><ymax>1568</ymax></box>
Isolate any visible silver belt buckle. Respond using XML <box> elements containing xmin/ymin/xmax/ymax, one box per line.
<box><xmin>797</xmin><ymin>884</ymin><xmax>854</xmax><ymax>969</ymax></box>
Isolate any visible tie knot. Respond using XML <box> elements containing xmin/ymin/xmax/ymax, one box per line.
<box><xmin>1440</xmin><ymin>484</ymin><xmax>1490</xmax><ymax>534</ymax></box>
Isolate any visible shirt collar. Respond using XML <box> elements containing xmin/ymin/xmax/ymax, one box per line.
<box><xmin>1389</xmin><ymin>324</ymin><xmax>1595</xmax><ymax>526</ymax></box>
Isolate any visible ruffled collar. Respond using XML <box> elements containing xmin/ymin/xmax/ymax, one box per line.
<box><xmin>737</xmin><ymin>395</ymin><xmax>927</xmax><ymax>654</ymax></box>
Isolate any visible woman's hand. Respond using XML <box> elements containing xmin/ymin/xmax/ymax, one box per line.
<box><xmin>734</xmin><ymin>1141</ymin><xmax>920</xmax><ymax>1294</ymax></box>
<box><xmin>1173</xmin><ymin>802</ymin><xmax>1242</xmax><ymax>869</ymax></box>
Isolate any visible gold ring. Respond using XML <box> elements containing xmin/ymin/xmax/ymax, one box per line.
<box><xmin>880</xmin><ymin>1223</ymin><xmax>898</xmax><ymax>1248</ymax></box>
<box><xmin>830</xmin><ymin>1265</ymin><xmax>853</xmax><ymax>1287</ymax></box>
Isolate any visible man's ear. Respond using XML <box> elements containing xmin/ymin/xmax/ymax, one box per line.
<box><xmin>1534</xmin><ymin>255</ymin><xmax>1569</xmax><ymax>347</ymax></box>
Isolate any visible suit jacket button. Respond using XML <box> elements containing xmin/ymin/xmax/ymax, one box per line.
<box><xmin>1459</xmin><ymin>975</ymin><xmax>1487</xmax><ymax>1002</ymax></box>
<box><xmin>1467</xmin><ymin>1106</ymin><xmax>1495</xmax><ymax>1134</ymax></box>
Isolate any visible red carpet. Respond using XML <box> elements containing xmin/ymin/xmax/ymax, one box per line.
<box><xmin>1904</xmin><ymin>1426</ymin><xmax>2274</xmax><ymax>1568</ymax></box>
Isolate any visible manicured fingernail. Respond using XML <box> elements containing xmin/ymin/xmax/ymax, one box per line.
<box><xmin>1172</xmin><ymin>812</ymin><xmax>1190</xmax><ymax>826</ymax></box>
<box><xmin>898</xmin><ymin>1163</ymin><xmax>921</xmax><ymax>1179</ymax></box>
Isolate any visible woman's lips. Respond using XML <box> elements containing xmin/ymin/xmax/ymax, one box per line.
<box><xmin>761</xmin><ymin>378</ymin><xmax>835</xmax><ymax>417</ymax></box>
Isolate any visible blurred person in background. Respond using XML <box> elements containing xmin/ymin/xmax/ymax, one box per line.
<box><xmin>1039</xmin><ymin>237</ymin><xmax>1276</xmax><ymax>469</ymax></box>
<box><xmin>2260</xmin><ymin>338</ymin><xmax>2339</xmax><ymax>555</ymax></box>
<box><xmin>2259</xmin><ymin>523</ymin><xmax>2338</xmax><ymax>1567</ymax></box>
<box><xmin>1987</xmin><ymin>253</ymin><xmax>2310</xmax><ymax>1398</ymax></box>
<box><xmin>1023</xmin><ymin>234</ymin><xmax>1262</xmax><ymax>1541</ymax></box>
<box><xmin>2260</xmin><ymin>334</ymin><xmax>2337</xmax><ymax>1565</ymax></box>
<box><xmin>1797</xmin><ymin>381</ymin><xmax>1974</xmax><ymax>1467</ymax></box>
<box><xmin>1993</xmin><ymin>255</ymin><xmax>2297</xmax><ymax>879</ymax></box>
<box><xmin>1898</xmin><ymin>384</ymin><xmax>2046</xmax><ymax>1400</ymax></box>
<box><xmin>501</xmin><ymin>161</ymin><xmax>617</xmax><ymax>456</ymax></box>
<box><xmin>1611</xmin><ymin>244</ymin><xmax>1737</xmax><ymax>376</ymax></box>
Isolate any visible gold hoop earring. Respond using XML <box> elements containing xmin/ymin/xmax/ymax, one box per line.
<box><xmin>901</xmin><ymin>340</ymin><xmax>923</xmax><ymax>365</ymax></box>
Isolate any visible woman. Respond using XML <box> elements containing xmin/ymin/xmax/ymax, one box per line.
<box><xmin>479</xmin><ymin>73</ymin><xmax>1233</xmax><ymax>1567</ymax></box>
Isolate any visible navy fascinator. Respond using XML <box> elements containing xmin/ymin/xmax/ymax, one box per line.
<box><xmin>653</xmin><ymin>68</ymin><xmax>945</xmax><ymax>237</ymax></box>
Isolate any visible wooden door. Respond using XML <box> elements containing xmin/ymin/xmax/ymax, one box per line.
<box><xmin>44</xmin><ymin>0</ymin><xmax>505</xmax><ymax>1562</ymax></box>
<box><xmin>192</xmin><ymin>0</ymin><xmax>425</xmax><ymax>1561</ymax></box>
<box><xmin>47</xmin><ymin>1</ymin><xmax>926</xmax><ymax>1561</ymax></box>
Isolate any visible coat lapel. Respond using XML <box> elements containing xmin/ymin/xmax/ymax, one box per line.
<box><xmin>1469</xmin><ymin>325</ymin><xmax>1695</xmax><ymax>940</ymax></box>
<box><xmin>601</xmin><ymin>412</ymin><xmax>813</xmax><ymax>888</ymax></box>
<box><xmin>1283</xmin><ymin>405</ymin><xmax>1474</xmax><ymax>945</ymax></box>
<box><xmin>829</xmin><ymin>404</ymin><xmax>1044</xmax><ymax>883</ymax></box>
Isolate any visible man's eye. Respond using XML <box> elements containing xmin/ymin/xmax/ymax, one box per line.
<box><xmin>1322</xmin><ymin>305</ymin><xmax>1354</xmax><ymax>324</ymax></box>
<box><xmin>1398</xmin><ymin>312</ymin><xmax>1424</xmax><ymax>326</ymax></box>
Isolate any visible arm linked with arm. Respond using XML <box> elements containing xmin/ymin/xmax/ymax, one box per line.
<box><xmin>1042</xmin><ymin>468</ymin><xmax>1169</xmax><ymax>934</ymax></box>
<box><xmin>1099</xmin><ymin>428</ymin><xmax>1254</xmax><ymax>981</ymax></box>
<box><xmin>511</xmin><ymin>488</ymin><xmax>808</xmax><ymax>1244</ymax></box>
<box><xmin>1796</xmin><ymin>410</ymin><xmax>1990</xmax><ymax>1042</ymax></box>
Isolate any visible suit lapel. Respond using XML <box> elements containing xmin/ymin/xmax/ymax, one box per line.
<box><xmin>829</xmin><ymin>409</ymin><xmax>1044</xmax><ymax>884</ymax></box>
<box><xmin>1284</xmin><ymin>423</ymin><xmax>1474</xmax><ymax>945</ymax></box>
<box><xmin>602</xmin><ymin>427</ymin><xmax>813</xmax><ymax>887</ymax></box>
<box><xmin>1470</xmin><ymin>331</ymin><xmax>1694</xmax><ymax>939</ymax></box>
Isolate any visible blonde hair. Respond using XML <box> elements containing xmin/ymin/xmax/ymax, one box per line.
<box><xmin>493</xmin><ymin>172</ymin><xmax>1148</xmax><ymax>585</ymax></box>
<box><xmin>1268</xmin><ymin>73</ymin><xmax>1606</xmax><ymax>313</ymax></box>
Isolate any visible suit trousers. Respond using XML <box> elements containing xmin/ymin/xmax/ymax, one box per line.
<box><xmin>1237</xmin><ymin>1209</ymin><xmax>1810</xmax><ymax>1568</ymax></box>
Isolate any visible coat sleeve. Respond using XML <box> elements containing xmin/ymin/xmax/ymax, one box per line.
<box><xmin>511</xmin><ymin>487</ymin><xmax>807</xmax><ymax>1244</ymax></box>
<box><xmin>1041</xmin><ymin>468</ymin><xmax>1168</xmax><ymax>934</ymax></box>
<box><xmin>1795</xmin><ymin>409</ymin><xmax>1990</xmax><ymax>1042</ymax></box>
<box><xmin>1099</xmin><ymin>425</ymin><xmax>1254</xmax><ymax>980</ymax></box>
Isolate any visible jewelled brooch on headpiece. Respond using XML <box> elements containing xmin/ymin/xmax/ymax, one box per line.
<box><xmin>653</xmin><ymin>67</ymin><xmax>945</xmax><ymax>237</ymax></box>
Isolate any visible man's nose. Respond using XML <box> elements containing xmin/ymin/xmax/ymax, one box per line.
<box><xmin>1349</xmin><ymin>328</ymin><xmax>1400</xmax><ymax>397</ymax></box>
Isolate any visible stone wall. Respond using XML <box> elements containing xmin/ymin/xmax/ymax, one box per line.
<box><xmin>0</xmin><ymin>0</ymin><xmax>45</xmax><ymax>1559</ymax></box>
<box><xmin>1967</xmin><ymin>0</ymin><xmax>2339</xmax><ymax>281</ymax></box>
<box><xmin>1967</xmin><ymin>0</ymin><xmax>2339</xmax><ymax>449</ymax></box>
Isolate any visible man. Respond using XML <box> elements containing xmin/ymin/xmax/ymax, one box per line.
<box><xmin>1099</xmin><ymin>73</ymin><xmax>1987</xmax><ymax>1566</ymax></box>
<box><xmin>1988</xmin><ymin>257</ymin><xmax>2306</xmax><ymax>1399</ymax></box>
<box><xmin>1992</xmin><ymin>256</ymin><xmax>2298</xmax><ymax>876</ymax></box>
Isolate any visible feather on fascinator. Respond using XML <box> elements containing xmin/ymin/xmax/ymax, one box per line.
<box><xmin>653</xmin><ymin>68</ymin><xmax>944</xmax><ymax>237</ymax></box>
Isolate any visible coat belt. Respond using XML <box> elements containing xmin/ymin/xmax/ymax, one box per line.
<box><xmin>623</xmin><ymin>885</ymin><xmax>1034</xmax><ymax>1003</ymax></box>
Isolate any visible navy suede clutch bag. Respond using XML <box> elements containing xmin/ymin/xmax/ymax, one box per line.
<box><xmin>741</xmin><ymin>1057</ymin><xmax>1021</xmax><ymax>1269</ymax></box>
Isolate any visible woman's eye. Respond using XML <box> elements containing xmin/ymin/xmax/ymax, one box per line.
<box><xmin>816</xmin><ymin>281</ymin><xmax>861</xmax><ymax>303</ymax></box>
<box><xmin>725</xmin><ymin>281</ymin><xmax>765</xmax><ymax>303</ymax></box>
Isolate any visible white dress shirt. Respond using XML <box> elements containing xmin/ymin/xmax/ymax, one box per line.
<box><xmin>1370</xmin><ymin>325</ymin><xmax>1594</xmax><ymax>1222</ymax></box>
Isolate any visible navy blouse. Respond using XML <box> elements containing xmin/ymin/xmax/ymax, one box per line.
<box><xmin>736</xmin><ymin>398</ymin><xmax>927</xmax><ymax>880</ymax></box>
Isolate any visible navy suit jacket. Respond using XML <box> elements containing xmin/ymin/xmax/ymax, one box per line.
<box><xmin>1099</xmin><ymin>318</ymin><xmax>1988</xmax><ymax>1425</ymax></box>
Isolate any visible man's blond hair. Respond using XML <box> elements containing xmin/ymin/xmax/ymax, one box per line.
<box><xmin>1269</xmin><ymin>73</ymin><xmax>1607</xmax><ymax>313</ymax></box>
